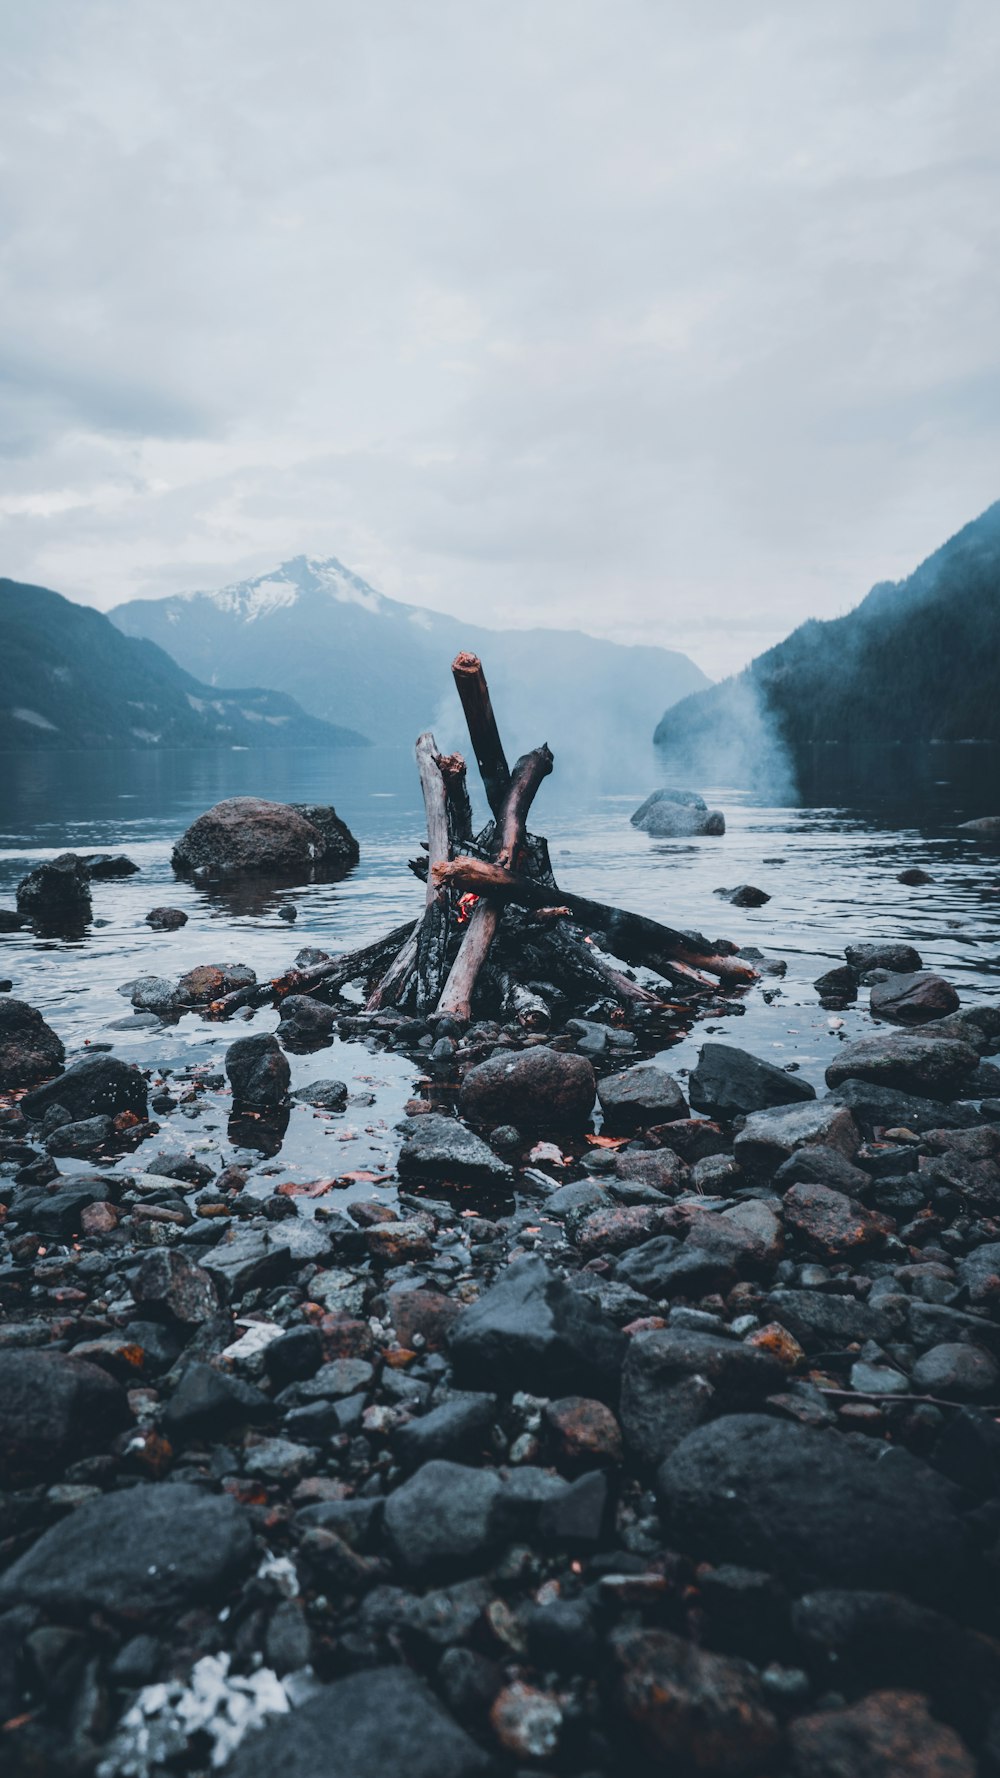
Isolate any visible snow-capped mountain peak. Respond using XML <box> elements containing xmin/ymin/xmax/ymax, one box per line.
<box><xmin>182</xmin><ymin>556</ymin><xmax>386</xmax><ymax>624</ymax></box>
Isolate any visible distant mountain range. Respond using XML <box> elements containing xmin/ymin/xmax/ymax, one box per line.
<box><xmin>112</xmin><ymin>556</ymin><xmax>710</xmax><ymax>761</ymax></box>
<box><xmin>0</xmin><ymin>579</ymin><xmax>367</xmax><ymax>751</ymax></box>
<box><xmin>654</xmin><ymin>502</ymin><xmax>1000</xmax><ymax>788</ymax></box>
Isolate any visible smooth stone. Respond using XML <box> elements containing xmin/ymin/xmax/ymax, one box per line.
<box><xmin>397</xmin><ymin>1112</ymin><xmax>512</xmax><ymax>1184</ymax></box>
<box><xmin>689</xmin><ymin>1042</ymin><xmax>816</xmax><ymax>1119</ymax></box>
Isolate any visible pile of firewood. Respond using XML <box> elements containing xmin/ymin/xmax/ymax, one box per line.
<box><xmin>233</xmin><ymin>653</ymin><xmax>754</xmax><ymax>1031</ymax></box>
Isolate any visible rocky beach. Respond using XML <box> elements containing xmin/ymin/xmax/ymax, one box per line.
<box><xmin>2</xmin><ymin>775</ymin><xmax>1000</xmax><ymax>1777</ymax></box>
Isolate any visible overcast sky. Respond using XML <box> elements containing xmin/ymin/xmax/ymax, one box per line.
<box><xmin>2</xmin><ymin>1</ymin><xmax>999</xmax><ymax>677</ymax></box>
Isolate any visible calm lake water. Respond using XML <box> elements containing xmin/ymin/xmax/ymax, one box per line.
<box><xmin>1</xmin><ymin>742</ymin><xmax>998</xmax><ymax>1193</ymax></box>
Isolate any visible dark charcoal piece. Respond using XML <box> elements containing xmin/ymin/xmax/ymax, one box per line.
<box><xmin>21</xmin><ymin>1053</ymin><xmax>148</xmax><ymax>1122</ymax></box>
<box><xmin>0</xmin><ymin>1483</ymin><xmax>254</xmax><ymax>1620</ymax></box>
<box><xmin>449</xmin><ymin>1255</ymin><xmax>626</xmax><ymax>1403</ymax></box>
<box><xmin>689</xmin><ymin>1042</ymin><xmax>815</xmax><ymax>1119</ymax></box>
<box><xmin>226</xmin><ymin>1664</ymin><xmax>489</xmax><ymax>1778</ymax></box>
<box><xmin>657</xmin><ymin>1415</ymin><xmax>971</xmax><ymax>1608</ymax></box>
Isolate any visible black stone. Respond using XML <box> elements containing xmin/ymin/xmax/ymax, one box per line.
<box><xmin>689</xmin><ymin>1043</ymin><xmax>816</xmax><ymax>1120</ymax></box>
<box><xmin>657</xmin><ymin>1414</ymin><xmax>970</xmax><ymax>1607</ymax></box>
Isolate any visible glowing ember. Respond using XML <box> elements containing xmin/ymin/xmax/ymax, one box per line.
<box><xmin>456</xmin><ymin>891</ymin><xmax>480</xmax><ymax>925</ymax></box>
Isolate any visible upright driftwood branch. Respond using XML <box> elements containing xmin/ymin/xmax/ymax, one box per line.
<box><xmin>436</xmin><ymin>743</ymin><xmax>554</xmax><ymax>1020</ymax></box>
<box><xmin>413</xmin><ymin>732</ymin><xmax>454</xmax><ymax>1010</ymax></box>
<box><xmin>436</xmin><ymin>750</ymin><xmax>474</xmax><ymax>846</ymax></box>
<box><xmin>452</xmin><ymin>652</ymin><xmax>511</xmax><ymax>819</ymax></box>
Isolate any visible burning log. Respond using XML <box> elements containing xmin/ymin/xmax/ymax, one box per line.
<box><xmin>431</xmin><ymin>857</ymin><xmax>755</xmax><ymax>986</ymax></box>
<box><xmin>221</xmin><ymin>649</ymin><xmax>753</xmax><ymax>1033</ymax></box>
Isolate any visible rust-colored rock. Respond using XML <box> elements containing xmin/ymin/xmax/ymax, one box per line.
<box><xmin>544</xmin><ymin>1395</ymin><xmax>623</xmax><ymax>1469</ymax></box>
<box><xmin>789</xmin><ymin>1689</ymin><xmax>974</xmax><ymax>1777</ymax></box>
<box><xmin>783</xmin><ymin>1182</ymin><xmax>894</xmax><ymax>1260</ymax></box>
<box><xmin>745</xmin><ymin>1321</ymin><xmax>805</xmax><ymax>1366</ymax></box>
<box><xmin>613</xmin><ymin>1625</ymin><xmax>779</xmax><ymax>1774</ymax></box>
<box><xmin>575</xmin><ymin>1203</ymin><xmax>667</xmax><ymax>1258</ymax></box>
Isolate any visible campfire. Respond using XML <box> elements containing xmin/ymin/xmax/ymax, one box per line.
<box><xmin>212</xmin><ymin>652</ymin><xmax>755</xmax><ymax>1027</ymax></box>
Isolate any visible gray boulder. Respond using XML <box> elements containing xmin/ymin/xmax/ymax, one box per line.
<box><xmin>657</xmin><ymin>1414</ymin><xmax>970</xmax><ymax>1606</ymax></box>
<box><xmin>22</xmin><ymin>1053</ymin><xmax>148</xmax><ymax>1122</ymax></box>
<box><xmin>621</xmin><ymin>1329</ymin><xmax>783</xmax><ymax>1465</ymax></box>
<box><xmin>449</xmin><ymin>1255</ymin><xmax>625</xmax><ymax>1401</ymax></box>
<box><xmin>16</xmin><ymin>853</ymin><xmax>92</xmax><ymax>929</ymax></box>
<box><xmin>0</xmin><ymin>998</ymin><xmax>64</xmax><ymax>1089</ymax></box>
<box><xmin>458</xmin><ymin>1045</ymin><xmax>595</xmax><ymax>1130</ymax></box>
<box><xmin>172</xmin><ymin>796</ymin><xmax>358</xmax><ymax>879</ymax></box>
<box><xmin>0</xmin><ymin>1351</ymin><xmax>130</xmax><ymax>1487</ymax></box>
<box><xmin>397</xmin><ymin>1113</ymin><xmax>512</xmax><ymax>1185</ymax></box>
<box><xmin>225</xmin><ymin>1032</ymin><xmax>290</xmax><ymax>1109</ymax></box>
<box><xmin>870</xmin><ymin>971</ymin><xmax>960</xmax><ymax>1025</ymax></box>
<box><xmin>0</xmin><ymin>1483</ymin><xmax>253</xmax><ymax>1619</ymax></box>
<box><xmin>844</xmin><ymin>942</ymin><xmax>923</xmax><ymax>973</ymax></box>
<box><xmin>631</xmin><ymin>789</ymin><xmax>725</xmax><ymax>837</ymax></box>
<box><xmin>689</xmin><ymin>1042</ymin><xmax>816</xmax><ymax>1120</ymax></box>
<box><xmin>597</xmin><ymin>1062</ymin><xmax>687</xmax><ymax>1132</ymax></box>
<box><xmin>825</xmin><ymin>1032</ymin><xmax>980</xmax><ymax>1099</ymax></box>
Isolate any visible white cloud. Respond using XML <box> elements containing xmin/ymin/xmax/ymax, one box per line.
<box><xmin>1</xmin><ymin>0</ymin><xmax>999</xmax><ymax>674</ymax></box>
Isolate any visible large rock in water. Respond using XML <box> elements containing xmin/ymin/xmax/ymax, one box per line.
<box><xmin>631</xmin><ymin>789</ymin><xmax>726</xmax><ymax>837</ymax></box>
<box><xmin>16</xmin><ymin>853</ymin><xmax>92</xmax><ymax>929</ymax></box>
<box><xmin>657</xmin><ymin>1415</ymin><xmax>970</xmax><ymax>1608</ymax></box>
<box><xmin>870</xmin><ymin>971</ymin><xmax>961</xmax><ymax>1025</ymax></box>
<box><xmin>449</xmin><ymin>1255</ymin><xmax>626</xmax><ymax>1402</ymax></box>
<box><xmin>225</xmin><ymin>1665</ymin><xmax>490</xmax><ymax>1778</ymax></box>
<box><xmin>825</xmin><ymin>1032</ymin><xmax>980</xmax><ymax>1099</ymax></box>
<box><xmin>0</xmin><ymin>1482</ymin><xmax>254</xmax><ymax>1620</ymax></box>
<box><xmin>0</xmin><ymin>1351</ymin><xmax>130</xmax><ymax>1487</ymax></box>
<box><xmin>225</xmin><ymin>1032</ymin><xmax>290</xmax><ymax>1108</ymax></box>
<box><xmin>458</xmin><ymin>1045</ymin><xmax>596</xmax><ymax>1130</ymax></box>
<box><xmin>172</xmin><ymin>796</ymin><xmax>358</xmax><ymax>879</ymax></box>
<box><xmin>0</xmin><ymin>998</ymin><xmax>64</xmax><ymax>1089</ymax></box>
<box><xmin>689</xmin><ymin>1041</ymin><xmax>816</xmax><ymax>1119</ymax></box>
<box><xmin>21</xmin><ymin>1052</ymin><xmax>148</xmax><ymax>1122</ymax></box>
<box><xmin>597</xmin><ymin>1062</ymin><xmax>688</xmax><ymax>1131</ymax></box>
<box><xmin>397</xmin><ymin>1113</ymin><xmax>512</xmax><ymax>1185</ymax></box>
